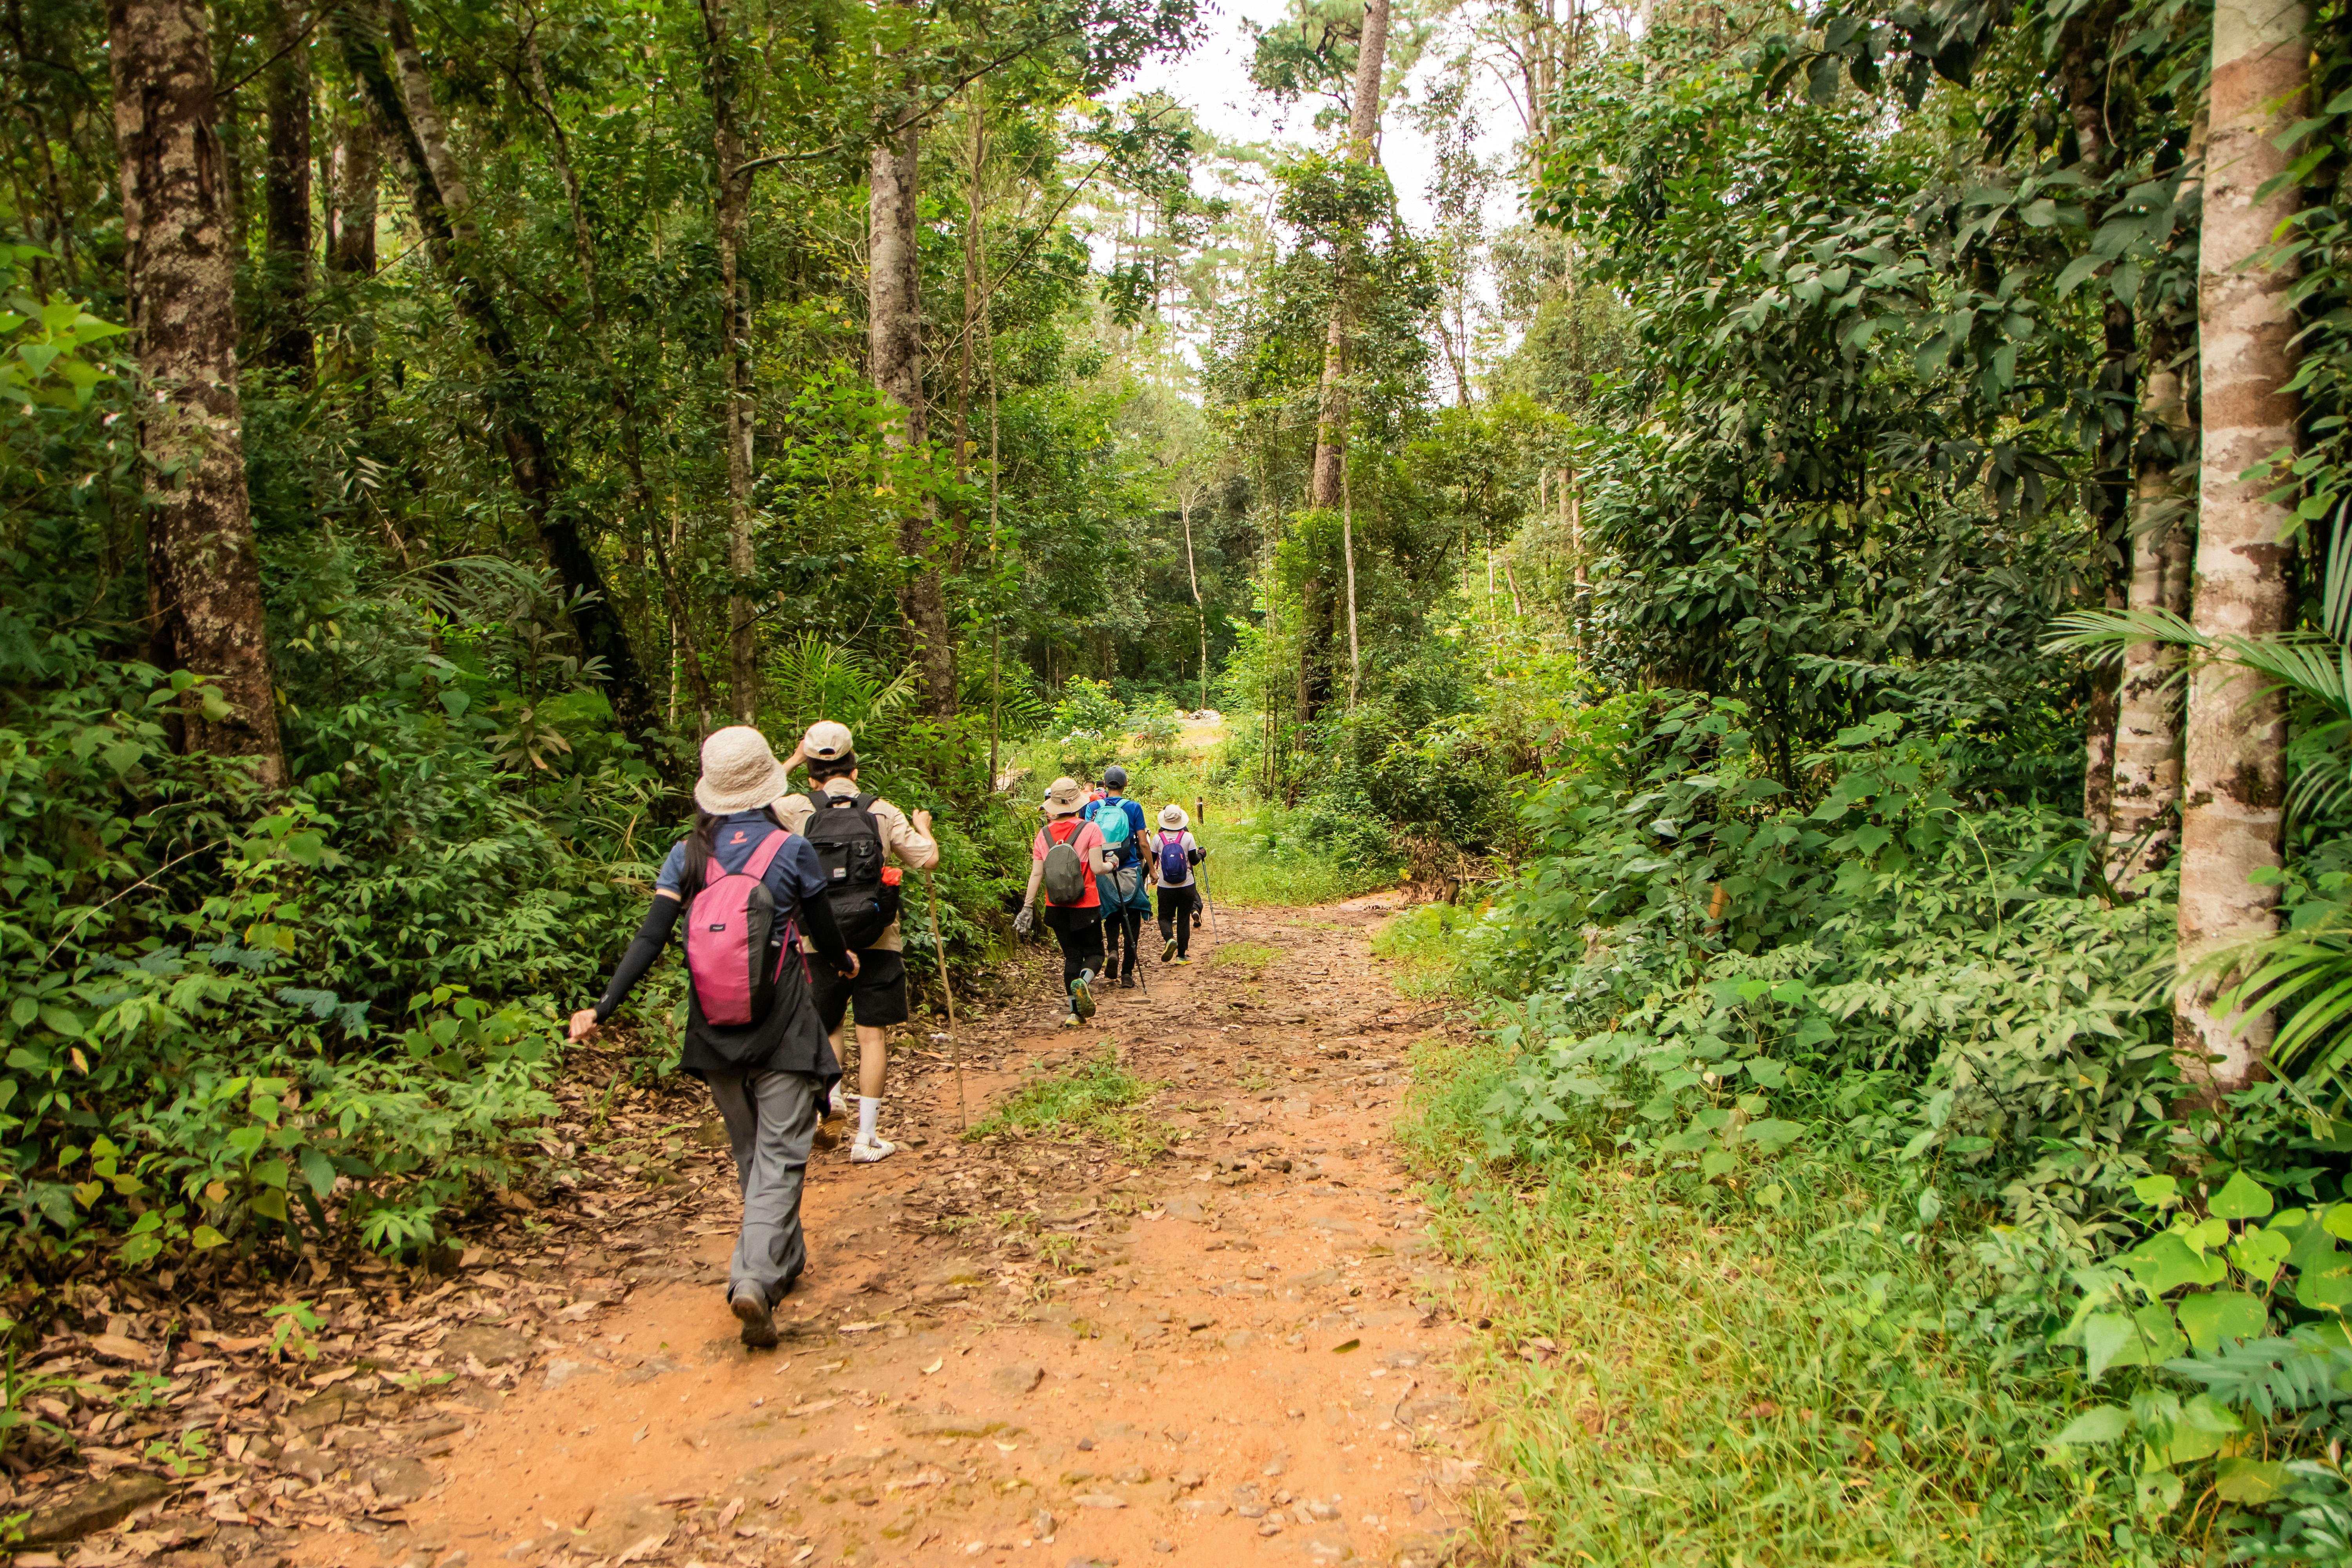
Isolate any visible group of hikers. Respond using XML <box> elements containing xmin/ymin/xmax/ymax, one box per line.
<box><xmin>568</xmin><ymin>724</ymin><xmax>1209</xmax><ymax>1349</ymax></box>
<box><xmin>1013</xmin><ymin>763</ymin><xmax>1209</xmax><ymax>1027</ymax></box>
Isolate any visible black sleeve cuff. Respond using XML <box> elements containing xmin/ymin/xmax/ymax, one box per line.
<box><xmin>595</xmin><ymin>897</ymin><xmax>682</xmax><ymax>1021</ymax></box>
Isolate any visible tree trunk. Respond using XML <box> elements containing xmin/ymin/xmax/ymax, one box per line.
<box><xmin>871</xmin><ymin>115</ymin><xmax>955</xmax><ymax>717</ymax></box>
<box><xmin>1182</xmin><ymin>489</ymin><xmax>1207</xmax><ymax>713</ymax></box>
<box><xmin>2111</xmin><ymin>317</ymin><xmax>2193</xmax><ymax>880</ymax></box>
<box><xmin>2178</xmin><ymin>0</ymin><xmax>2307</xmax><ymax>1089</ymax></box>
<box><xmin>258</xmin><ymin>0</ymin><xmax>312</xmax><ymax>379</ymax></box>
<box><xmin>338</xmin><ymin>0</ymin><xmax>658</xmax><ymax>741</ymax></box>
<box><xmin>698</xmin><ymin>0</ymin><xmax>758</xmax><ymax>721</ymax></box>
<box><xmin>1306</xmin><ymin>0</ymin><xmax>1390</xmax><ymax>512</ymax></box>
<box><xmin>107</xmin><ymin>0</ymin><xmax>286</xmax><ymax>789</ymax></box>
<box><xmin>325</xmin><ymin>96</ymin><xmax>377</xmax><ymax>278</ymax></box>
<box><xmin>1341</xmin><ymin>460</ymin><xmax>1361</xmax><ymax>710</ymax></box>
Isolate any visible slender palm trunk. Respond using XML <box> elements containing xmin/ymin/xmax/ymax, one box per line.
<box><xmin>870</xmin><ymin>115</ymin><xmax>955</xmax><ymax>717</ymax></box>
<box><xmin>2178</xmin><ymin>0</ymin><xmax>2308</xmax><ymax>1088</ymax></box>
<box><xmin>1182</xmin><ymin>490</ymin><xmax>1208</xmax><ymax>714</ymax></box>
<box><xmin>107</xmin><ymin>0</ymin><xmax>286</xmax><ymax>788</ymax></box>
<box><xmin>2111</xmin><ymin>321</ymin><xmax>2194</xmax><ymax>878</ymax></box>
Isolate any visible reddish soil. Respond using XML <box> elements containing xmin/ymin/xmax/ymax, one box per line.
<box><xmin>29</xmin><ymin>898</ymin><xmax>1475</xmax><ymax>1568</ymax></box>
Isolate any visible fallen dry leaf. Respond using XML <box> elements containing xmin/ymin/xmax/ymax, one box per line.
<box><xmin>88</xmin><ymin>1333</ymin><xmax>148</xmax><ymax>1363</ymax></box>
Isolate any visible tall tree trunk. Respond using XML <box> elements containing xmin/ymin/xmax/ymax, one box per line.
<box><xmin>1182</xmin><ymin>488</ymin><xmax>1207</xmax><ymax>714</ymax></box>
<box><xmin>1306</xmin><ymin>0</ymin><xmax>1390</xmax><ymax>512</ymax></box>
<box><xmin>871</xmin><ymin>114</ymin><xmax>955</xmax><ymax>717</ymax></box>
<box><xmin>258</xmin><ymin>0</ymin><xmax>312</xmax><ymax>379</ymax></box>
<box><xmin>325</xmin><ymin>95</ymin><xmax>377</xmax><ymax>277</ymax></box>
<box><xmin>698</xmin><ymin>0</ymin><xmax>758</xmax><ymax>720</ymax></box>
<box><xmin>2179</xmin><ymin>0</ymin><xmax>2307</xmax><ymax>1089</ymax></box>
<box><xmin>2111</xmin><ymin>316</ymin><xmax>2194</xmax><ymax>879</ymax></box>
<box><xmin>107</xmin><ymin>0</ymin><xmax>286</xmax><ymax>788</ymax></box>
<box><xmin>337</xmin><ymin>0</ymin><xmax>658</xmax><ymax>741</ymax></box>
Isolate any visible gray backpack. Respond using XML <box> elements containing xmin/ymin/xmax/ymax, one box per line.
<box><xmin>1042</xmin><ymin>818</ymin><xmax>1089</xmax><ymax>906</ymax></box>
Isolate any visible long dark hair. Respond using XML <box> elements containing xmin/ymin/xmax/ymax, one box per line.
<box><xmin>678</xmin><ymin>804</ymin><xmax>786</xmax><ymax>900</ymax></box>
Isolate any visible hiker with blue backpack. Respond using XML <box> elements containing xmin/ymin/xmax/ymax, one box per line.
<box><xmin>1082</xmin><ymin>764</ymin><xmax>1152</xmax><ymax>989</ymax></box>
<box><xmin>568</xmin><ymin>727</ymin><xmax>857</xmax><ymax>1350</ymax></box>
<box><xmin>1147</xmin><ymin>803</ymin><xmax>1206</xmax><ymax>963</ymax></box>
<box><xmin>1013</xmin><ymin>776</ymin><xmax>1118</xmax><ymax>1026</ymax></box>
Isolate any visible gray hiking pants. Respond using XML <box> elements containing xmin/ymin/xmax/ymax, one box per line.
<box><xmin>702</xmin><ymin>1068</ymin><xmax>820</xmax><ymax>1306</ymax></box>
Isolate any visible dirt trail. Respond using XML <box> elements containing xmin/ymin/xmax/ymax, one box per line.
<box><xmin>295</xmin><ymin>897</ymin><xmax>1476</xmax><ymax>1568</ymax></box>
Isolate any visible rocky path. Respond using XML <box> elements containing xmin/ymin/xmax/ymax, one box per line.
<box><xmin>343</xmin><ymin>897</ymin><xmax>1473</xmax><ymax>1568</ymax></box>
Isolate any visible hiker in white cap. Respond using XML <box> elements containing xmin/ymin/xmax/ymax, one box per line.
<box><xmin>1147</xmin><ymin>803</ymin><xmax>1205</xmax><ymax>964</ymax></box>
<box><xmin>569</xmin><ymin>726</ymin><xmax>859</xmax><ymax>1350</ymax></box>
<box><xmin>1014</xmin><ymin>777</ymin><xmax>1118</xmax><ymax>1026</ymax></box>
<box><xmin>776</xmin><ymin>721</ymin><xmax>938</xmax><ymax>1163</ymax></box>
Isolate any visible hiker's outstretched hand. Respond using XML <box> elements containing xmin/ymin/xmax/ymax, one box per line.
<box><xmin>911</xmin><ymin>808</ymin><xmax>933</xmax><ymax>835</ymax></box>
<box><xmin>1013</xmin><ymin>905</ymin><xmax>1034</xmax><ymax>936</ymax></box>
<box><xmin>568</xmin><ymin>1008</ymin><xmax>600</xmax><ymax>1042</ymax></box>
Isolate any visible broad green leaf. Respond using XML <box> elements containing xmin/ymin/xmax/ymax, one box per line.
<box><xmin>191</xmin><ymin>1225</ymin><xmax>228</xmax><ymax>1250</ymax></box>
<box><xmin>2210</xmin><ymin>1171</ymin><xmax>2274</xmax><ymax>1220</ymax></box>
<box><xmin>2323</xmin><ymin>1201</ymin><xmax>2352</xmax><ymax>1240</ymax></box>
<box><xmin>2133</xmin><ymin>1174</ymin><xmax>2180</xmax><ymax>1208</ymax></box>
<box><xmin>2176</xmin><ymin>1290</ymin><xmax>2267</xmax><ymax>1353</ymax></box>
<box><xmin>2167</xmin><ymin>1394</ymin><xmax>2244</xmax><ymax>1463</ymax></box>
<box><xmin>2297</xmin><ymin>1265</ymin><xmax>2352</xmax><ymax>1310</ymax></box>
<box><xmin>2122</xmin><ymin>1232</ymin><xmax>2229</xmax><ymax>1293</ymax></box>
<box><xmin>2217</xmin><ymin>1457</ymin><xmax>2288</xmax><ymax>1503</ymax></box>
<box><xmin>2051</xmin><ymin>1404</ymin><xmax>2129</xmax><ymax>1445</ymax></box>
<box><xmin>2230</xmin><ymin>1226</ymin><xmax>2292</xmax><ymax>1280</ymax></box>
<box><xmin>248</xmin><ymin>1186</ymin><xmax>289</xmax><ymax>1223</ymax></box>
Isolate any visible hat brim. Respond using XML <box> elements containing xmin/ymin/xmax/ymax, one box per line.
<box><xmin>694</xmin><ymin>755</ymin><xmax>791</xmax><ymax>815</ymax></box>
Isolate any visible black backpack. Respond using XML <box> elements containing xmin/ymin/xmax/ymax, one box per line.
<box><xmin>801</xmin><ymin>791</ymin><xmax>900</xmax><ymax>949</ymax></box>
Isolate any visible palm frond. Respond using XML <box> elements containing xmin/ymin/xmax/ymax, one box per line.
<box><xmin>2040</xmin><ymin>607</ymin><xmax>2209</xmax><ymax>668</ymax></box>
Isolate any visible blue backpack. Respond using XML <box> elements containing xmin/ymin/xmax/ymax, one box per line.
<box><xmin>1157</xmin><ymin>831</ymin><xmax>1188</xmax><ymax>883</ymax></box>
<box><xmin>1094</xmin><ymin>800</ymin><xmax>1134</xmax><ymax>861</ymax></box>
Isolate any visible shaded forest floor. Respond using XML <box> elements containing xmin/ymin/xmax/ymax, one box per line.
<box><xmin>13</xmin><ymin>898</ymin><xmax>1493</xmax><ymax>1568</ymax></box>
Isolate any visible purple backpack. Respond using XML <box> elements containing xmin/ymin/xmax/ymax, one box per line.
<box><xmin>686</xmin><ymin>828</ymin><xmax>794</xmax><ymax>1027</ymax></box>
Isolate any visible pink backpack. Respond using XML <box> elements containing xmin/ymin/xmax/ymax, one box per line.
<box><xmin>685</xmin><ymin>828</ymin><xmax>796</xmax><ymax>1027</ymax></box>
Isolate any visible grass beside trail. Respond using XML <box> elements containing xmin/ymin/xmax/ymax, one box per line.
<box><xmin>967</xmin><ymin>1047</ymin><xmax>1167</xmax><ymax>1156</ymax></box>
<box><xmin>1194</xmin><ymin>804</ymin><xmax>1396</xmax><ymax>907</ymax></box>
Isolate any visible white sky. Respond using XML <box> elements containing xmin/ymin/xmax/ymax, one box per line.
<box><xmin>1110</xmin><ymin>0</ymin><xmax>1529</xmax><ymax>242</ymax></box>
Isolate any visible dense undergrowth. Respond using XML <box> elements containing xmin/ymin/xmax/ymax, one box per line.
<box><xmin>1379</xmin><ymin>685</ymin><xmax>2352</xmax><ymax>1565</ymax></box>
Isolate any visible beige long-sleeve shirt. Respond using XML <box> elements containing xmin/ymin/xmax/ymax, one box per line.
<box><xmin>775</xmin><ymin>777</ymin><xmax>940</xmax><ymax>953</ymax></box>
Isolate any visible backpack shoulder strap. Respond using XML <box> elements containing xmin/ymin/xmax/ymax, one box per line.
<box><xmin>742</xmin><ymin>826</ymin><xmax>791</xmax><ymax>880</ymax></box>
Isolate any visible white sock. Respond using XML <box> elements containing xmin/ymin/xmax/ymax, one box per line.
<box><xmin>857</xmin><ymin>1096</ymin><xmax>881</xmax><ymax>1145</ymax></box>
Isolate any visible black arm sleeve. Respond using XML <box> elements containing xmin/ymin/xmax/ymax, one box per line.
<box><xmin>798</xmin><ymin>893</ymin><xmax>856</xmax><ymax>975</ymax></box>
<box><xmin>594</xmin><ymin>896</ymin><xmax>681</xmax><ymax>1023</ymax></box>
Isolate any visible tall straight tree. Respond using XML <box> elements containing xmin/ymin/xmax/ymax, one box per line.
<box><xmin>258</xmin><ymin>0</ymin><xmax>312</xmax><ymax>378</ymax></box>
<box><xmin>106</xmin><ymin>0</ymin><xmax>287</xmax><ymax>788</ymax></box>
<box><xmin>1306</xmin><ymin>0</ymin><xmax>1389</xmax><ymax>510</ymax></box>
<box><xmin>699</xmin><ymin>0</ymin><xmax>759</xmax><ymax>720</ymax></box>
<box><xmin>2178</xmin><ymin>0</ymin><xmax>2307</xmax><ymax>1088</ymax></box>
<box><xmin>871</xmin><ymin>109</ymin><xmax>954</xmax><ymax>717</ymax></box>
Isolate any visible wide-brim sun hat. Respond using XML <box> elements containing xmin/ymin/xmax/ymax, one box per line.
<box><xmin>1159</xmin><ymin>804</ymin><xmax>1189</xmax><ymax>830</ymax></box>
<box><xmin>695</xmin><ymin>726</ymin><xmax>792</xmax><ymax>815</ymax></box>
<box><xmin>1043</xmin><ymin>777</ymin><xmax>1088</xmax><ymax>816</ymax></box>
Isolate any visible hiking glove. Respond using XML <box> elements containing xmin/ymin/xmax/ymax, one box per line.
<box><xmin>1013</xmin><ymin>905</ymin><xmax>1034</xmax><ymax>936</ymax></box>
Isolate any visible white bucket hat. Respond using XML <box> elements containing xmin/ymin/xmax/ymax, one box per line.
<box><xmin>694</xmin><ymin>726</ymin><xmax>791</xmax><ymax>815</ymax></box>
<box><xmin>1158</xmin><ymin>804</ymin><xmax>1189</xmax><ymax>830</ymax></box>
<box><xmin>801</xmin><ymin>720</ymin><xmax>854</xmax><ymax>762</ymax></box>
<box><xmin>1043</xmin><ymin>777</ymin><xmax>1088</xmax><ymax>816</ymax></box>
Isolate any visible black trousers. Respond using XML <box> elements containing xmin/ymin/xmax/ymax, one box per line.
<box><xmin>1156</xmin><ymin>885</ymin><xmax>1196</xmax><ymax>955</ymax></box>
<box><xmin>1101</xmin><ymin>906</ymin><xmax>1144</xmax><ymax>975</ymax></box>
<box><xmin>1044</xmin><ymin>906</ymin><xmax>1105</xmax><ymax>1003</ymax></box>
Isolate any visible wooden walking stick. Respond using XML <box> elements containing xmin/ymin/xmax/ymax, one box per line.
<box><xmin>920</xmin><ymin>870</ymin><xmax>966</xmax><ymax>1130</ymax></box>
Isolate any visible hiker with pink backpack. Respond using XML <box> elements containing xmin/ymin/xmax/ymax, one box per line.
<box><xmin>569</xmin><ymin>727</ymin><xmax>858</xmax><ymax>1350</ymax></box>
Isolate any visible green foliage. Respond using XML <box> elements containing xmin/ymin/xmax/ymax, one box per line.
<box><xmin>965</xmin><ymin>1047</ymin><xmax>1165</xmax><ymax>1154</ymax></box>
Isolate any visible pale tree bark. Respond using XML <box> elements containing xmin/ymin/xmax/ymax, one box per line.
<box><xmin>1307</xmin><ymin>0</ymin><xmax>1390</xmax><ymax>512</ymax></box>
<box><xmin>107</xmin><ymin>0</ymin><xmax>286</xmax><ymax>788</ymax></box>
<box><xmin>338</xmin><ymin>0</ymin><xmax>659</xmax><ymax>740</ymax></box>
<box><xmin>258</xmin><ymin>0</ymin><xmax>312</xmax><ymax>379</ymax></box>
<box><xmin>871</xmin><ymin>115</ymin><xmax>956</xmax><ymax>717</ymax></box>
<box><xmin>697</xmin><ymin>0</ymin><xmax>758</xmax><ymax>720</ymax></box>
<box><xmin>1181</xmin><ymin>486</ymin><xmax>1207</xmax><ymax>714</ymax></box>
<box><xmin>2110</xmin><ymin>322</ymin><xmax>2194</xmax><ymax>878</ymax></box>
<box><xmin>325</xmin><ymin>96</ymin><xmax>377</xmax><ymax>278</ymax></box>
<box><xmin>2178</xmin><ymin>0</ymin><xmax>2307</xmax><ymax>1089</ymax></box>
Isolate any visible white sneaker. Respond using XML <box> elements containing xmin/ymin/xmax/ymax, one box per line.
<box><xmin>826</xmin><ymin>1083</ymin><xmax>848</xmax><ymax>1119</ymax></box>
<box><xmin>850</xmin><ymin>1136</ymin><xmax>897</xmax><ymax>1163</ymax></box>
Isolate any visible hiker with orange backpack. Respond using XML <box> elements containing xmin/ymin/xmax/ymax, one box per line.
<box><xmin>1013</xmin><ymin>776</ymin><xmax>1119</xmax><ymax>1027</ymax></box>
<box><xmin>569</xmin><ymin>727</ymin><xmax>857</xmax><ymax>1350</ymax></box>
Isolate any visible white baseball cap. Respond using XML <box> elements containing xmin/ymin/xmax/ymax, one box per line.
<box><xmin>801</xmin><ymin>720</ymin><xmax>855</xmax><ymax>761</ymax></box>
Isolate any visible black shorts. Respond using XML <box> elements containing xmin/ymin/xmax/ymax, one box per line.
<box><xmin>812</xmin><ymin>947</ymin><xmax>910</xmax><ymax>1032</ymax></box>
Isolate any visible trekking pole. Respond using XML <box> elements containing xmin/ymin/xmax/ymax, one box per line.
<box><xmin>919</xmin><ymin>870</ymin><xmax>966</xmax><ymax>1131</ymax></box>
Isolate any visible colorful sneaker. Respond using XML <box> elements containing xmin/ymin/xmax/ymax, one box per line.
<box><xmin>1071</xmin><ymin>971</ymin><xmax>1096</xmax><ymax>1018</ymax></box>
<box><xmin>1060</xmin><ymin>1013</ymin><xmax>1082</xmax><ymax>1029</ymax></box>
<box><xmin>1162</xmin><ymin>937</ymin><xmax>1178</xmax><ymax>962</ymax></box>
<box><xmin>1172</xmin><ymin>956</ymin><xmax>1193</xmax><ymax>965</ymax></box>
<box><xmin>730</xmin><ymin>1284</ymin><xmax>779</xmax><ymax>1348</ymax></box>
<box><xmin>850</xmin><ymin>1136</ymin><xmax>897</xmax><ymax>1164</ymax></box>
